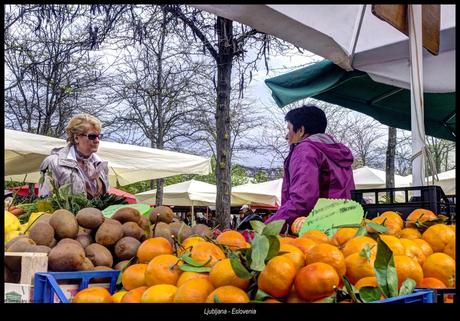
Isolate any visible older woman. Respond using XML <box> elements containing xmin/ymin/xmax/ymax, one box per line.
<box><xmin>38</xmin><ymin>113</ymin><xmax>109</xmax><ymax>199</ymax></box>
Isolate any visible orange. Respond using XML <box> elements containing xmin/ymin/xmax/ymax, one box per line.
<box><xmin>400</xmin><ymin>238</ymin><xmax>426</xmax><ymax>266</ymax></box>
<box><xmin>279</xmin><ymin>236</ymin><xmax>296</xmax><ymax>246</ymax></box>
<box><xmin>263</xmin><ymin>298</ymin><xmax>282</xmax><ymax>303</ymax></box>
<box><xmin>406</xmin><ymin>209</ymin><xmax>437</xmax><ymax>228</ymax></box>
<box><xmin>291</xmin><ymin>237</ymin><xmax>317</xmax><ymax>257</ymax></box>
<box><xmin>190</xmin><ymin>242</ymin><xmax>226</xmax><ymax>267</ymax></box>
<box><xmin>258</xmin><ymin>255</ymin><xmax>297</xmax><ymax>298</ymax></box>
<box><xmin>286</xmin><ymin>286</ymin><xmax>307</xmax><ymax>303</ymax></box>
<box><xmin>393</xmin><ymin>255</ymin><xmax>423</xmax><ymax>288</ymax></box>
<box><xmin>205</xmin><ymin>285</ymin><xmax>250</xmax><ymax>303</ymax></box>
<box><xmin>279</xmin><ymin>244</ymin><xmax>306</xmax><ymax>272</ymax></box>
<box><xmin>291</xmin><ymin>216</ymin><xmax>307</xmax><ymax>235</ymax></box>
<box><xmin>399</xmin><ymin>228</ymin><xmax>422</xmax><ymax>240</ymax></box>
<box><xmin>294</xmin><ymin>262</ymin><xmax>340</xmax><ymax>302</ymax></box>
<box><xmin>173</xmin><ymin>278</ymin><xmax>215</xmax><ymax>303</ymax></box>
<box><xmin>422</xmin><ymin>253</ymin><xmax>456</xmax><ymax>287</ymax></box>
<box><xmin>418</xmin><ymin>277</ymin><xmax>447</xmax><ymax>289</ymax></box>
<box><xmin>145</xmin><ymin>254</ymin><xmax>182</xmax><ymax>286</ymax></box>
<box><xmin>444</xmin><ymin>237</ymin><xmax>455</xmax><ymax>259</ymax></box>
<box><xmin>301</xmin><ymin>230</ymin><xmax>329</xmax><ymax>244</ymax></box>
<box><xmin>305</xmin><ymin>243</ymin><xmax>346</xmax><ymax>277</ymax></box>
<box><xmin>73</xmin><ymin>287</ymin><xmax>113</xmax><ymax>303</ymax></box>
<box><xmin>366</xmin><ymin>216</ymin><xmax>401</xmax><ymax>236</ymax></box>
<box><xmin>354</xmin><ymin>276</ymin><xmax>378</xmax><ymax>290</ymax></box>
<box><xmin>331</xmin><ymin>228</ymin><xmax>358</xmax><ymax>248</ymax></box>
<box><xmin>141</xmin><ymin>284</ymin><xmax>177</xmax><ymax>303</ymax></box>
<box><xmin>412</xmin><ymin>239</ymin><xmax>433</xmax><ymax>258</ymax></box>
<box><xmin>379</xmin><ymin>211</ymin><xmax>404</xmax><ymax>229</ymax></box>
<box><xmin>121</xmin><ymin>263</ymin><xmax>147</xmax><ymax>291</ymax></box>
<box><xmin>177</xmin><ymin>271</ymin><xmax>209</xmax><ymax>288</ymax></box>
<box><xmin>216</xmin><ymin>231</ymin><xmax>249</xmax><ymax>250</ymax></box>
<box><xmin>111</xmin><ymin>290</ymin><xmax>127</xmax><ymax>303</ymax></box>
<box><xmin>341</xmin><ymin>236</ymin><xmax>377</xmax><ymax>258</ymax></box>
<box><xmin>178</xmin><ymin>236</ymin><xmax>206</xmax><ymax>257</ymax></box>
<box><xmin>209</xmin><ymin>258</ymin><xmax>249</xmax><ymax>290</ymax></box>
<box><xmin>379</xmin><ymin>235</ymin><xmax>405</xmax><ymax>256</ymax></box>
<box><xmin>137</xmin><ymin>237</ymin><xmax>173</xmax><ymax>263</ymax></box>
<box><xmin>344</xmin><ymin>252</ymin><xmax>376</xmax><ymax>285</ymax></box>
<box><xmin>422</xmin><ymin>224</ymin><xmax>455</xmax><ymax>252</ymax></box>
<box><xmin>121</xmin><ymin>286</ymin><xmax>148</xmax><ymax>303</ymax></box>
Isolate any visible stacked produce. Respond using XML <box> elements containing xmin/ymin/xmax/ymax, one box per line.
<box><xmin>72</xmin><ymin>208</ymin><xmax>455</xmax><ymax>303</ymax></box>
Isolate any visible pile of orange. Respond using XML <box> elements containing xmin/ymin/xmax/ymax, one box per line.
<box><xmin>72</xmin><ymin>209</ymin><xmax>455</xmax><ymax>304</ymax></box>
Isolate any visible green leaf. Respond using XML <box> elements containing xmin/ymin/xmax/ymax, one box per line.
<box><xmin>250</xmin><ymin>220</ymin><xmax>266</xmax><ymax>234</ymax></box>
<box><xmin>254</xmin><ymin>289</ymin><xmax>272</xmax><ymax>302</ymax></box>
<box><xmin>358</xmin><ymin>243</ymin><xmax>373</xmax><ymax>260</ymax></box>
<box><xmin>367</xmin><ymin>221</ymin><xmax>388</xmax><ymax>233</ymax></box>
<box><xmin>265</xmin><ymin>235</ymin><xmax>280</xmax><ymax>261</ymax></box>
<box><xmin>374</xmin><ymin>237</ymin><xmax>399</xmax><ymax>298</ymax></box>
<box><xmin>229</xmin><ymin>254</ymin><xmax>253</xmax><ymax>280</ymax></box>
<box><xmin>262</xmin><ymin>220</ymin><xmax>285</xmax><ymax>236</ymax></box>
<box><xmin>316</xmin><ymin>295</ymin><xmax>337</xmax><ymax>303</ymax></box>
<box><xmin>250</xmin><ymin>234</ymin><xmax>270</xmax><ymax>271</ymax></box>
<box><xmin>213</xmin><ymin>294</ymin><xmax>221</xmax><ymax>303</ymax></box>
<box><xmin>180</xmin><ymin>253</ymin><xmax>211</xmax><ymax>267</ymax></box>
<box><xmin>359</xmin><ymin>287</ymin><xmax>382</xmax><ymax>303</ymax></box>
<box><xmin>341</xmin><ymin>275</ymin><xmax>360</xmax><ymax>303</ymax></box>
<box><xmin>179</xmin><ymin>264</ymin><xmax>212</xmax><ymax>273</ymax></box>
<box><xmin>399</xmin><ymin>278</ymin><xmax>416</xmax><ymax>296</ymax></box>
<box><xmin>354</xmin><ymin>226</ymin><xmax>368</xmax><ymax>237</ymax></box>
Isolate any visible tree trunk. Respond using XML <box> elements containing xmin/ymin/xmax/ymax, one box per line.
<box><xmin>215</xmin><ymin>17</ymin><xmax>233</xmax><ymax>230</ymax></box>
<box><xmin>155</xmin><ymin>178</ymin><xmax>164</xmax><ymax>206</ymax></box>
<box><xmin>386</xmin><ymin>126</ymin><xmax>397</xmax><ymax>188</ymax></box>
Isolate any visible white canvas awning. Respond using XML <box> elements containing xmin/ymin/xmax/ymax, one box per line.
<box><xmin>405</xmin><ymin>169</ymin><xmax>456</xmax><ymax>195</ymax></box>
<box><xmin>232</xmin><ymin>179</ymin><xmax>283</xmax><ymax>207</ymax></box>
<box><xmin>353</xmin><ymin>166</ymin><xmax>412</xmax><ymax>190</ymax></box>
<box><xmin>135</xmin><ymin>179</ymin><xmax>247</xmax><ymax>206</ymax></box>
<box><xmin>4</xmin><ymin>129</ymin><xmax>211</xmax><ymax>186</ymax></box>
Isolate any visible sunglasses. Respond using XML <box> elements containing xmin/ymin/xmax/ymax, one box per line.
<box><xmin>81</xmin><ymin>133</ymin><xmax>103</xmax><ymax>141</ymax></box>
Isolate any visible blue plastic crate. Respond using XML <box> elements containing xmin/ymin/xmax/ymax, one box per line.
<box><xmin>415</xmin><ymin>288</ymin><xmax>456</xmax><ymax>303</ymax></box>
<box><xmin>33</xmin><ymin>270</ymin><xmax>120</xmax><ymax>303</ymax></box>
<box><xmin>373</xmin><ymin>289</ymin><xmax>435</xmax><ymax>303</ymax></box>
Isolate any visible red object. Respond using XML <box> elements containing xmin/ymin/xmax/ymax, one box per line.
<box><xmin>240</xmin><ymin>230</ymin><xmax>255</xmax><ymax>243</ymax></box>
<box><xmin>9</xmin><ymin>184</ymin><xmax>137</xmax><ymax>204</ymax></box>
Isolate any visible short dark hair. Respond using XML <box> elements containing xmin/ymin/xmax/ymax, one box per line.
<box><xmin>285</xmin><ymin>105</ymin><xmax>327</xmax><ymax>134</ymax></box>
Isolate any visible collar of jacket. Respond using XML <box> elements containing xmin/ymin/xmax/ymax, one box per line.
<box><xmin>56</xmin><ymin>145</ymin><xmax>103</xmax><ymax>169</ymax></box>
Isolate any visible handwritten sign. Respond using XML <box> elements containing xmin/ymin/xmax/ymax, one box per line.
<box><xmin>298</xmin><ymin>198</ymin><xmax>364</xmax><ymax>238</ymax></box>
<box><xmin>102</xmin><ymin>203</ymin><xmax>151</xmax><ymax>218</ymax></box>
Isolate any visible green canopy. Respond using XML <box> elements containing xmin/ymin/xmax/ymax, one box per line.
<box><xmin>265</xmin><ymin>60</ymin><xmax>456</xmax><ymax>141</ymax></box>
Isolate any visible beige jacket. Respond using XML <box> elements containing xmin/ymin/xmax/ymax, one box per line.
<box><xmin>38</xmin><ymin>145</ymin><xmax>109</xmax><ymax>198</ymax></box>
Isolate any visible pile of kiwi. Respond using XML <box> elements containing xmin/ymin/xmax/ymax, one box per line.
<box><xmin>5</xmin><ymin>207</ymin><xmax>147</xmax><ymax>282</ymax></box>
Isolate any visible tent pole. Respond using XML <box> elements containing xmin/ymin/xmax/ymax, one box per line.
<box><xmin>408</xmin><ymin>4</ymin><xmax>426</xmax><ymax>193</ymax></box>
<box><xmin>191</xmin><ymin>202</ymin><xmax>195</xmax><ymax>226</ymax></box>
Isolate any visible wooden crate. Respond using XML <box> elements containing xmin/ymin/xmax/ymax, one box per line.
<box><xmin>4</xmin><ymin>252</ymin><xmax>48</xmax><ymax>303</ymax></box>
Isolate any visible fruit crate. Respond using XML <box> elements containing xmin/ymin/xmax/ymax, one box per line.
<box><xmin>351</xmin><ymin>185</ymin><xmax>456</xmax><ymax>222</ymax></box>
<box><xmin>4</xmin><ymin>252</ymin><xmax>48</xmax><ymax>303</ymax></box>
<box><xmin>416</xmin><ymin>288</ymin><xmax>456</xmax><ymax>303</ymax></box>
<box><xmin>373</xmin><ymin>289</ymin><xmax>435</xmax><ymax>303</ymax></box>
<box><xmin>33</xmin><ymin>270</ymin><xmax>120</xmax><ymax>303</ymax></box>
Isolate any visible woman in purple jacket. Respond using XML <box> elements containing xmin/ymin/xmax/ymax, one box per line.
<box><xmin>265</xmin><ymin>105</ymin><xmax>355</xmax><ymax>232</ymax></box>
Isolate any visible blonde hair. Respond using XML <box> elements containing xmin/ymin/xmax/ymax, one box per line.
<box><xmin>66</xmin><ymin>113</ymin><xmax>102</xmax><ymax>145</ymax></box>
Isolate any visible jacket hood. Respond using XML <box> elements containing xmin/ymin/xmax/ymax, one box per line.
<box><xmin>300</xmin><ymin>133</ymin><xmax>354</xmax><ymax>168</ymax></box>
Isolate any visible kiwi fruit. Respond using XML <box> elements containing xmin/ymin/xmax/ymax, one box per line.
<box><xmin>27</xmin><ymin>222</ymin><xmax>55</xmax><ymax>246</ymax></box>
<box><xmin>31</xmin><ymin>245</ymin><xmax>52</xmax><ymax>254</ymax></box>
<box><xmin>49</xmin><ymin>209</ymin><xmax>79</xmax><ymax>239</ymax></box>
<box><xmin>169</xmin><ymin>222</ymin><xmax>192</xmax><ymax>242</ymax></box>
<box><xmin>35</xmin><ymin>213</ymin><xmax>52</xmax><ymax>224</ymax></box>
<box><xmin>91</xmin><ymin>266</ymin><xmax>115</xmax><ymax>283</ymax></box>
<box><xmin>5</xmin><ymin>238</ymin><xmax>37</xmax><ymax>271</ymax></box>
<box><xmin>5</xmin><ymin>235</ymin><xmax>27</xmax><ymax>250</ymax></box>
<box><xmin>78</xmin><ymin>257</ymin><xmax>95</xmax><ymax>271</ymax></box>
<box><xmin>48</xmin><ymin>238</ymin><xmax>57</xmax><ymax>248</ymax></box>
<box><xmin>191</xmin><ymin>224</ymin><xmax>212</xmax><ymax>239</ymax></box>
<box><xmin>76</xmin><ymin>233</ymin><xmax>93</xmax><ymax>249</ymax></box>
<box><xmin>57</xmin><ymin>238</ymin><xmax>84</xmax><ymax>249</ymax></box>
<box><xmin>113</xmin><ymin>260</ymin><xmax>130</xmax><ymax>271</ymax></box>
<box><xmin>85</xmin><ymin>243</ymin><xmax>114</xmax><ymax>268</ymax></box>
<box><xmin>112</xmin><ymin>207</ymin><xmax>141</xmax><ymax>224</ymax></box>
<box><xmin>152</xmin><ymin>222</ymin><xmax>174</xmax><ymax>246</ymax></box>
<box><xmin>76</xmin><ymin>208</ymin><xmax>105</xmax><ymax>230</ymax></box>
<box><xmin>122</xmin><ymin>222</ymin><xmax>145</xmax><ymax>241</ymax></box>
<box><xmin>138</xmin><ymin>215</ymin><xmax>150</xmax><ymax>230</ymax></box>
<box><xmin>48</xmin><ymin>243</ymin><xmax>86</xmax><ymax>271</ymax></box>
<box><xmin>149</xmin><ymin>206</ymin><xmax>174</xmax><ymax>224</ymax></box>
<box><xmin>114</xmin><ymin>237</ymin><xmax>141</xmax><ymax>260</ymax></box>
<box><xmin>95</xmin><ymin>219</ymin><xmax>124</xmax><ymax>247</ymax></box>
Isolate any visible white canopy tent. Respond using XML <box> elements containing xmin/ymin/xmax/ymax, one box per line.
<box><xmin>194</xmin><ymin>4</ymin><xmax>455</xmax><ymax>189</ymax></box>
<box><xmin>232</xmin><ymin>179</ymin><xmax>283</xmax><ymax>207</ymax></box>
<box><xmin>4</xmin><ymin>129</ymin><xmax>211</xmax><ymax>186</ymax></box>
<box><xmin>135</xmin><ymin>179</ymin><xmax>247</xmax><ymax>225</ymax></box>
<box><xmin>353</xmin><ymin>166</ymin><xmax>412</xmax><ymax>190</ymax></box>
<box><xmin>406</xmin><ymin>169</ymin><xmax>456</xmax><ymax>195</ymax></box>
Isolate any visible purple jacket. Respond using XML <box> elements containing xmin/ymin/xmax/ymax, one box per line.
<box><xmin>265</xmin><ymin>133</ymin><xmax>355</xmax><ymax>228</ymax></box>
